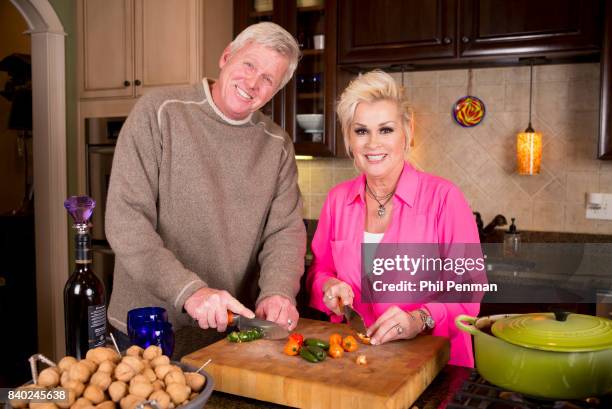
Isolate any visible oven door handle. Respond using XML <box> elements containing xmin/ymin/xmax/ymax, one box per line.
<box><xmin>89</xmin><ymin>146</ymin><xmax>115</xmax><ymax>154</ymax></box>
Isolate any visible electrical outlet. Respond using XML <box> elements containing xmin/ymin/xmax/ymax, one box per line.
<box><xmin>585</xmin><ymin>192</ymin><xmax>612</xmax><ymax>220</ymax></box>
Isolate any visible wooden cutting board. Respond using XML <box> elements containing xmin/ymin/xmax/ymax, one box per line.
<box><xmin>181</xmin><ymin>318</ymin><xmax>449</xmax><ymax>409</ymax></box>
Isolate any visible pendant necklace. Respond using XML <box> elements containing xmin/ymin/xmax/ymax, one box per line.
<box><xmin>365</xmin><ymin>182</ymin><xmax>394</xmax><ymax>218</ymax></box>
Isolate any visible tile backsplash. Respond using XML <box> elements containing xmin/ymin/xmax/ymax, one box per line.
<box><xmin>298</xmin><ymin>63</ymin><xmax>612</xmax><ymax>234</ymax></box>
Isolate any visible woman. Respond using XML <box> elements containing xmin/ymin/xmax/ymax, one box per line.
<box><xmin>307</xmin><ymin>70</ymin><xmax>480</xmax><ymax>367</ymax></box>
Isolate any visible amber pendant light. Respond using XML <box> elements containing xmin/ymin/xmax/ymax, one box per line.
<box><xmin>516</xmin><ymin>62</ymin><xmax>542</xmax><ymax>175</ymax></box>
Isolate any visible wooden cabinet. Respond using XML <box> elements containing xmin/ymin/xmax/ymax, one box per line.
<box><xmin>338</xmin><ymin>0</ymin><xmax>602</xmax><ymax>65</ymax></box>
<box><xmin>338</xmin><ymin>0</ymin><xmax>457</xmax><ymax>64</ymax></box>
<box><xmin>234</xmin><ymin>0</ymin><xmax>340</xmax><ymax>157</ymax></box>
<box><xmin>78</xmin><ymin>0</ymin><xmax>201</xmax><ymax>99</ymax></box>
<box><xmin>459</xmin><ymin>0</ymin><xmax>602</xmax><ymax>58</ymax></box>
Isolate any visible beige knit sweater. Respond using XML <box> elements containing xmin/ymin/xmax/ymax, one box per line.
<box><xmin>106</xmin><ymin>79</ymin><xmax>306</xmax><ymax>333</ymax></box>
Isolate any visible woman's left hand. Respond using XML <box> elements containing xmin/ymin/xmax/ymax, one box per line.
<box><xmin>366</xmin><ymin>306</ymin><xmax>422</xmax><ymax>345</ymax></box>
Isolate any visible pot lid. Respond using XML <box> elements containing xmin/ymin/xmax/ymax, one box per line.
<box><xmin>491</xmin><ymin>312</ymin><xmax>612</xmax><ymax>352</ymax></box>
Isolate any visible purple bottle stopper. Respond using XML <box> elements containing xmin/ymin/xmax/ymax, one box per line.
<box><xmin>64</xmin><ymin>196</ymin><xmax>96</xmax><ymax>225</ymax></box>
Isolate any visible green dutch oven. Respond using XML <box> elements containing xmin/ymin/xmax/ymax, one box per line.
<box><xmin>456</xmin><ymin>312</ymin><xmax>612</xmax><ymax>399</ymax></box>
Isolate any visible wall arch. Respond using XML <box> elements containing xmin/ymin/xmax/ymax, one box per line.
<box><xmin>10</xmin><ymin>0</ymin><xmax>68</xmax><ymax>360</ymax></box>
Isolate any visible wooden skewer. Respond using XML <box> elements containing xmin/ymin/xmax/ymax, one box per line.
<box><xmin>195</xmin><ymin>358</ymin><xmax>212</xmax><ymax>373</ymax></box>
<box><xmin>109</xmin><ymin>333</ymin><xmax>121</xmax><ymax>355</ymax></box>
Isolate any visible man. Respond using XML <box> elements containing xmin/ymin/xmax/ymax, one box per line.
<box><xmin>105</xmin><ymin>22</ymin><xmax>305</xmax><ymax>355</ymax></box>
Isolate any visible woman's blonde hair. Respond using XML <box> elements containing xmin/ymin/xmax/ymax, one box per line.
<box><xmin>337</xmin><ymin>70</ymin><xmax>412</xmax><ymax>157</ymax></box>
<box><xmin>230</xmin><ymin>22</ymin><xmax>301</xmax><ymax>88</ymax></box>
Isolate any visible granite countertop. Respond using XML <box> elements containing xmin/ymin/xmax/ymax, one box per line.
<box><xmin>203</xmin><ymin>365</ymin><xmax>472</xmax><ymax>409</ymax></box>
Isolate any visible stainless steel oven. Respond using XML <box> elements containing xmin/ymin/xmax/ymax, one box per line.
<box><xmin>86</xmin><ymin>117</ymin><xmax>126</xmax><ymax>298</ymax></box>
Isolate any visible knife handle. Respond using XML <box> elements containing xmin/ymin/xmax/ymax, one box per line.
<box><xmin>227</xmin><ymin>311</ymin><xmax>236</xmax><ymax>326</ymax></box>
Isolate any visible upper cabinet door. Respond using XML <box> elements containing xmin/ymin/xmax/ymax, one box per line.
<box><xmin>79</xmin><ymin>0</ymin><xmax>134</xmax><ymax>98</ymax></box>
<box><xmin>337</xmin><ymin>0</ymin><xmax>457</xmax><ymax>64</ymax></box>
<box><xmin>134</xmin><ymin>0</ymin><xmax>200</xmax><ymax>95</ymax></box>
<box><xmin>459</xmin><ymin>0</ymin><xmax>602</xmax><ymax>58</ymax></box>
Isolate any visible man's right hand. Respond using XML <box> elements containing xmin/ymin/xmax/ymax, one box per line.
<box><xmin>183</xmin><ymin>287</ymin><xmax>255</xmax><ymax>332</ymax></box>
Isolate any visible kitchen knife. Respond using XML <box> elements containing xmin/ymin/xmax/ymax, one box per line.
<box><xmin>227</xmin><ymin>311</ymin><xmax>289</xmax><ymax>340</ymax></box>
<box><xmin>343</xmin><ymin>304</ymin><xmax>368</xmax><ymax>335</ymax></box>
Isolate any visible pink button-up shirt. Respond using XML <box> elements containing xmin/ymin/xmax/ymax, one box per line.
<box><xmin>307</xmin><ymin>162</ymin><xmax>480</xmax><ymax>367</ymax></box>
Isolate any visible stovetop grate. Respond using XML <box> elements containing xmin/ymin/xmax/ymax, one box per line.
<box><xmin>446</xmin><ymin>372</ymin><xmax>610</xmax><ymax>409</ymax></box>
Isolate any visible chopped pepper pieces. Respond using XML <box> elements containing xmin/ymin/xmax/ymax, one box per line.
<box><xmin>342</xmin><ymin>335</ymin><xmax>359</xmax><ymax>352</ymax></box>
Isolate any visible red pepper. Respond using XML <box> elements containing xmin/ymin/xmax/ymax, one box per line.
<box><xmin>289</xmin><ymin>332</ymin><xmax>304</xmax><ymax>346</ymax></box>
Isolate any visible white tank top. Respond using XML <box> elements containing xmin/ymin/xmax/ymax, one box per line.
<box><xmin>363</xmin><ymin>231</ymin><xmax>384</xmax><ymax>244</ymax></box>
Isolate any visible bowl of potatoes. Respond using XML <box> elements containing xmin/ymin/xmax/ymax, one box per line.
<box><xmin>8</xmin><ymin>345</ymin><xmax>214</xmax><ymax>409</ymax></box>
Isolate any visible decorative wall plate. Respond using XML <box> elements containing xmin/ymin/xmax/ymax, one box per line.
<box><xmin>452</xmin><ymin>95</ymin><xmax>486</xmax><ymax>127</ymax></box>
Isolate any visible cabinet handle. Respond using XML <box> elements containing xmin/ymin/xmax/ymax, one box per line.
<box><xmin>443</xmin><ymin>37</ymin><xmax>452</xmax><ymax>44</ymax></box>
<box><xmin>135</xmin><ymin>79</ymin><xmax>142</xmax><ymax>86</ymax></box>
<box><xmin>461</xmin><ymin>36</ymin><xmax>470</xmax><ymax>43</ymax></box>
<box><xmin>123</xmin><ymin>80</ymin><xmax>131</xmax><ymax>87</ymax></box>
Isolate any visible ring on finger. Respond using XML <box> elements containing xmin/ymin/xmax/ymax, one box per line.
<box><xmin>395</xmin><ymin>324</ymin><xmax>403</xmax><ymax>335</ymax></box>
<box><xmin>326</xmin><ymin>294</ymin><xmax>334</xmax><ymax>300</ymax></box>
<box><xmin>287</xmin><ymin>318</ymin><xmax>293</xmax><ymax>326</ymax></box>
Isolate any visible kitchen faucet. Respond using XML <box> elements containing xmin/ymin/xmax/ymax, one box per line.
<box><xmin>473</xmin><ymin>212</ymin><xmax>508</xmax><ymax>241</ymax></box>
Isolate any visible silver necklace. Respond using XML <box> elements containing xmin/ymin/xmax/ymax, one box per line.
<box><xmin>365</xmin><ymin>183</ymin><xmax>394</xmax><ymax>218</ymax></box>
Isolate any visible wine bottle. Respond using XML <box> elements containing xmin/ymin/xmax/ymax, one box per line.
<box><xmin>63</xmin><ymin>196</ymin><xmax>107</xmax><ymax>359</ymax></box>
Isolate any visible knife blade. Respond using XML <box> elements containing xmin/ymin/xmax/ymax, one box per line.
<box><xmin>227</xmin><ymin>311</ymin><xmax>289</xmax><ymax>340</ymax></box>
<box><xmin>343</xmin><ymin>304</ymin><xmax>367</xmax><ymax>335</ymax></box>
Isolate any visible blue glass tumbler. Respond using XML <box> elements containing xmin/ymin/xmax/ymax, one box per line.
<box><xmin>127</xmin><ymin>307</ymin><xmax>168</xmax><ymax>339</ymax></box>
<box><xmin>130</xmin><ymin>321</ymin><xmax>175</xmax><ymax>357</ymax></box>
<box><xmin>127</xmin><ymin>307</ymin><xmax>173</xmax><ymax>355</ymax></box>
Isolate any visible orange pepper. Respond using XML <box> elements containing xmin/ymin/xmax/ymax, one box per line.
<box><xmin>342</xmin><ymin>335</ymin><xmax>359</xmax><ymax>352</ymax></box>
<box><xmin>328</xmin><ymin>343</ymin><xmax>344</xmax><ymax>358</ymax></box>
<box><xmin>283</xmin><ymin>340</ymin><xmax>300</xmax><ymax>356</ymax></box>
<box><xmin>329</xmin><ymin>333</ymin><xmax>343</xmax><ymax>346</ymax></box>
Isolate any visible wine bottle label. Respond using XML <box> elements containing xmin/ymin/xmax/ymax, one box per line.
<box><xmin>88</xmin><ymin>304</ymin><xmax>107</xmax><ymax>349</ymax></box>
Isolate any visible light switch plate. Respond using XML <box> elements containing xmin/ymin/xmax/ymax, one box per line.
<box><xmin>585</xmin><ymin>192</ymin><xmax>612</xmax><ymax>220</ymax></box>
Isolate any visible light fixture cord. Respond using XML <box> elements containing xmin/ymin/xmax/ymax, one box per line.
<box><xmin>528</xmin><ymin>62</ymin><xmax>533</xmax><ymax>128</ymax></box>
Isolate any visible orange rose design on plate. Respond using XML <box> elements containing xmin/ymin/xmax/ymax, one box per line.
<box><xmin>452</xmin><ymin>96</ymin><xmax>486</xmax><ymax>127</ymax></box>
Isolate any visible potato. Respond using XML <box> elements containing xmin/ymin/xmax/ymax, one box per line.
<box><xmin>97</xmin><ymin>361</ymin><xmax>116</xmax><ymax>374</ymax></box>
<box><xmin>83</xmin><ymin>385</ymin><xmax>105</xmax><ymax>404</ymax></box>
<box><xmin>60</xmin><ymin>370</ymin><xmax>71</xmax><ymax>387</ymax></box>
<box><xmin>81</xmin><ymin>359</ymin><xmax>98</xmax><ymax>373</ymax></box>
<box><xmin>165</xmin><ymin>384</ymin><xmax>190</xmax><ymax>406</ymax></box>
<box><xmin>108</xmin><ymin>381</ymin><xmax>128</xmax><ymax>403</ymax></box>
<box><xmin>71</xmin><ymin>397</ymin><xmax>94</xmax><ymax>409</ymax></box>
<box><xmin>148</xmin><ymin>391</ymin><xmax>170</xmax><ymax>409</ymax></box>
<box><xmin>125</xmin><ymin>346</ymin><xmax>143</xmax><ymax>358</ymax></box>
<box><xmin>64</xmin><ymin>380</ymin><xmax>85</xmax><ymax>398</ymax></box>
<box><xmin>163</xmin><ymin>370</ymin><xmax>185</xmax><ymax>386</ymax></box>
<box><xmin>129</xmin><ymin>381</ymin><xmax>153</xmax><ymax>399</ymax></box>
<box><xmin>153</xmin><ymin>365</ymin><xmax>173</xmax><ymax>381</ymax></box>
<box><xmin>185</xmin><ymin>372</ymin><xmax>205</xmax><ymax>392</ymax></box>
<box><xmin>142</xmin><ymin>368</ymin><xmax>156</xmax><ymax>383</ymax></box>
<box><xmin>119</xmin><ymin>395</ymin><xmax>143</xmax><ymax>409</ymax></box>
<box><xmin>189</xmin><ymin>393</ymin><xmax>198</xmax><ymax>400</ymax></box>
<box><xmin>90</xmin><ymin>371</ymin><xmax>112</xmax><ymax>391</ymax></box>
<box><xmin>30</xmin><ymin>403</ymin><xmax>59</xmax><ymax>409</ymax></box>
<box><xmin>149</xmin><ymin>356</ymin><xmax>170</xmax><ymax>368</ymax></box>
<box><xmin>142</xmin><ymin>346</ymin><xmax>162</xmax><ymax>361</ymax></box>
<box><xmin>128</xmin><ymin>375</ymin><xmax>149</xmax><ymax>386</ymax></box>
<box><xmin>95</xmin><ymin>401</ymin><xmax>115</xmax><ymax>409</ymax></box>
<box><xmin>58</xmin><ymin>356</ymin><xmax>78</xmax><ymax>373</ymax></box>
<box><xmin>39</xmin><ymin>367</ymin><xmax>61</xmax><ymax>387</ymax></box>
<box><xmin>121</xmin><ymin>356</ymin><xmax>144</xmax><ymax>374</ymax></box>
<box><xmin>86</xmin><ymin>347</ymin><xmax>120</xmax><ymax>365</ymax></box>
<box><xmin>151</xmin><ymin>380</ymin><xmax>164</xmax><ymax>392</ymax></box>
<box><xmin>114</xmin><ymin>363</ymin><xmax>136</xmax><ymax>383</ymax></box>
<box><xmin>69</xmin><ymin>362</ymin><xmax>92</xmax><ymax>383</ymax></box>
<box><xmin>56</xmin><ymin>388</ymin><xmax>76</xmax><ymax>409</ymax></box>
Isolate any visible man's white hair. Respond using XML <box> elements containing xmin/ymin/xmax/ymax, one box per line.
<box><xmin>230</xmin><ymin>22</ymin><xmax>301</xmax><ymax>88</ymax></box>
